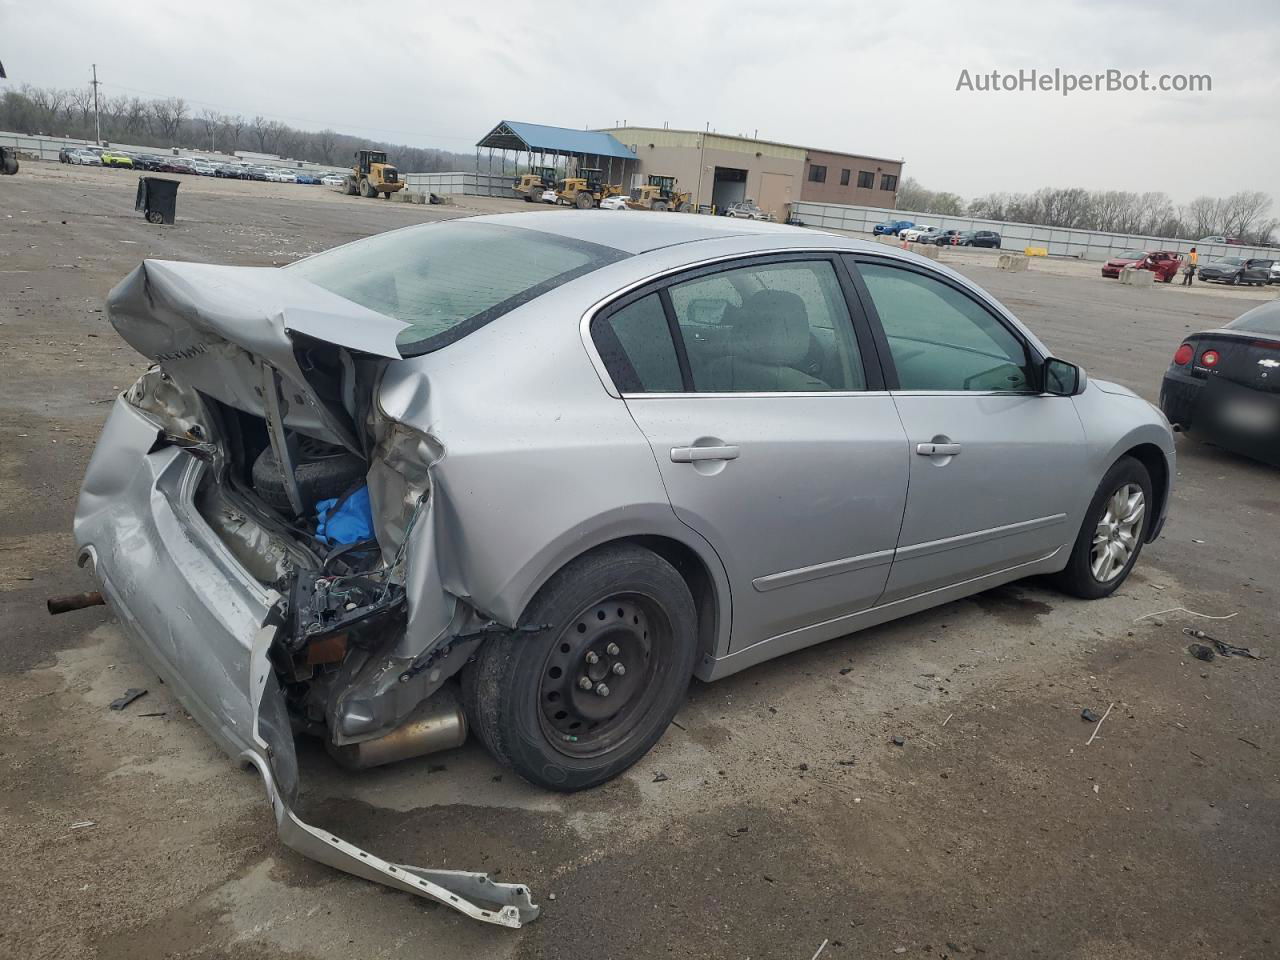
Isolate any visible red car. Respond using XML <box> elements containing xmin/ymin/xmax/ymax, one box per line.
<box><xmin>1100</xmin><ymin>249</ymin><xmax>1182</xmax><ymax>282</ymax></box>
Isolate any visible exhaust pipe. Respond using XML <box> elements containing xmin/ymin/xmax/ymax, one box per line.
<box><xmin>327</xmin><ymin>688</ymin><xmax>467</xmax><ymax>770</ymax></box>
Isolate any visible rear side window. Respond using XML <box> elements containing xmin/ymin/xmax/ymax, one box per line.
<box><xmin>592</xmin><ymin>294</ymin><xmax>683</xmax><ymax>393</ymax></box>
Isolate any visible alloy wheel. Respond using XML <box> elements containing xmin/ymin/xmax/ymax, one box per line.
<box><xmin>1090</xmin><ymin>483</ymin><xmax>1146</xmax><ymax>582</ymax></box>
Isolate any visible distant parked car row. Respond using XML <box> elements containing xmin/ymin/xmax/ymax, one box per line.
<box><xmin>57</xmin><ymin>145</ymin><xmax>345</xmax><ymax>185</ymax></box>
<box><xmin>871</xmin><ymin>219</ymin><xmax>1002</xmax><ymax>248</ymax></box>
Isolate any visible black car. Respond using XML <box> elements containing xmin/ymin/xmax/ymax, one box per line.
<box><xmin>215</xmin><ymin>163</ymin><xmax>245</xmax><ymax>178</ymax></box>
<box><xmin>133</xmin><ymin>154</ymin><xmax>166</xmax><ymax>172</ymax></box>
<box><xmin>927</xmin><ymin>229</ymin><xmax>965</xmax><ymax>246</ymax></box>
<box><xmin>957</xmin><ymin>230</ymin><xmax>1002</xmax><ymax>248</ymax></box>
<box><xmin>1196</xmin><ymin>256</ymin><xmax>1274</xmax><ymax>286</ymax></box>
<box><xmin>243</xmin><ymin>166</ymin><xmax>270</xmax><ymax>181</ymax></box>
<box><xmin>1160</xmin><ymin>300</ymin><xmax>1280</xmax><ymax>466</ymax></box>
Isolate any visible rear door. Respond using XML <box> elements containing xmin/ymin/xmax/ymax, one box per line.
<box><xmin>590</xmin><ymin>254</ymin><xmax>909</xmax><ymax>651</ymax></box>
<box><xmin>845</xmin><ymin>255</ymin><xmax>1088</xmax><ymax>601</ymax></box>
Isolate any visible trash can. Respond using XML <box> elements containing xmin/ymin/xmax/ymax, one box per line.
<box><xmin>135</xmin><ymin>176</ymin><xmax>179</xmax><ymax>225</ymax></box>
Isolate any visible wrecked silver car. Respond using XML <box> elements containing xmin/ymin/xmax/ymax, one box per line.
<box><xmin>74</xmin><ymin>212</ymin><xmax>1172</xmax><ymax>924</ymax></box>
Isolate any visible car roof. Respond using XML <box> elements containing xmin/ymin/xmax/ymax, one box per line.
<box><xmin>474</xmin><ymin>210</ymin><xmax>839</xmax><ymax>255</ymax></box>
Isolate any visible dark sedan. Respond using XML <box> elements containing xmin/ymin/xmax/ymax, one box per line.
<box><xmin>957</xmin><ymin>230</ymin><xmax>1002</xmax><ymax>248</ymax></box>
<box><xmin>1196</xmin><ymin>256</ymin><xmax>1274</xmax><ymax>286</ymax></box>
<box><xmin>1161</xmin><ymin>300</ymin><xmax>1280</xmax><ymax>466</ymax></box>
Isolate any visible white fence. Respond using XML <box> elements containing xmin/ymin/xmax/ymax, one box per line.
<box><xmin>403</xmin><ymin>171</ymin><xmax>516</xmax><ymax>198</ymax></box>
<box><xmin>791</xmin><ymin>200</ymin><xmax>1276</xmax><ymax>264</ymax></box>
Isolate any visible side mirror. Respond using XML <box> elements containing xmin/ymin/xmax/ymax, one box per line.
<box><xmin>1044</xmin><ymin>357</ymin><xmax>1086</xmax><ymax>397</ymax></box>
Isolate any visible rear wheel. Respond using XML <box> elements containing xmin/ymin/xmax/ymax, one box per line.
<box><xmin>1051</xmin><ymin>456</ymin><xmax>1152</xmax><ymax>599</ymax></box>
<box><xmin>678</xmin><ymin>201</ymin><xmax>693</xmax><ymax>212</ymax></box>
<box><xmin>359</xmin><ymin>178</ymin><xmax>376</xmax><ymax>198</ymax></box>
<box><xmin>575</xmin><ymin>191</ymin><xmax>595</xmax><ymax>209</ymax></box>
<box><xmin>462</xmin><ymin>544</ymin><xmax>697</xmax><ymax>791</ymax></box>
<box><xmin>653</xmin><ymin>200</ymin><xmax>669</xmax><ymax>212</ymax></box>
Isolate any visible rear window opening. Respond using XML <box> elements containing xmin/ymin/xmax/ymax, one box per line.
<box><xmin>288</xmin><ymin>221</ymin><xmax>628</xmax><ymax>356</ymax></box>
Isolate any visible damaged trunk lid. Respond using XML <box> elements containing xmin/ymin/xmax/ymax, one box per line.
<box><xmin>108</xmin><ymin>259</ymin><xmax>410</xmax><ymax>454</ymax></box>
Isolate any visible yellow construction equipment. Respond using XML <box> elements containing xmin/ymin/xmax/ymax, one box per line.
<box><xmin>555</xmin><ymin>168</ymin><xmax>622</xmax><ymax>209</ymax></box>
<box><xmin>625</xmin><ymin>175</ymin><xmax>693</xmax><ymax>212</ymax></box>
<box><xmin>513</xmin><ymin>166</ymin><xmax>557</xmax><ymax>202</ymax></box>
<box><xmin>344</xmin><ymin>149</ymin><xmax>404</xmax><ymax>199</ymax></box>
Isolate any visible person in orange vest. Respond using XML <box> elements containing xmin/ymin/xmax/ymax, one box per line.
<box><xmin>1182</xmin><ymin>247</ymin><xmax>1198</xmax><ymax>286</ymax></box>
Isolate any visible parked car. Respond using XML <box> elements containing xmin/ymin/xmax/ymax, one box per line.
<box><xmin>1271</xmin><ymin>261</ymin><xmax>1280</xmax><ymax>284</ymax></box>
<box><xmin>906</xmin><ymin>226</ymin><xmax>944</xmax><ymax>243</ymax></box>
<box><xmin>320</xmin><ymin>173</ymin><xmax>345</xmax><ymax>186</ymax></box>
<box><xmin>1198</xmin><ymin>235</ymin><xmax>1245</xmax><ymax>246</ymax></box>
<box><xmin>955</xmin><ymin>230</ymin><xmax>1001</xmax><ymax>248</ymax></box>
<box><xmin>873</xmin><ymin>219</ymin><xmax>914</xmax><ymax>236</ymax></box>
<box><xmin>132</xmin><ymin>154</ymin><xmax>164</xmax><ymax>172</ymax></box>
<box><xmin>189</xmin><ymin>159</ymin><xmax>216</xmax><ymax>176</ymax></box>
<box><xmin>540</xmin><ymin>188</ymin><xmax>558</xmax><ymax>203</ymax></box>
<box><xmin>1100</xmin><ymin>249</ymin><xmax>1182</xmax><ymax>282</ymax></box>
<box><xmin>899</xmin><ymin>225</ymin><xmax>935</xmax><ymax>242</ymax></box>
<box><xmin>58</xmin><ymin>146</ymin><xmax>78</xmax><ymax>163</ymax></box>
<box><xmin>100</xmin><ymin>151</ymin><xmax>134</xmax><ymax>168</ymax></box>
<box><xmin>1197</xmin><ymin>256</ymin><xmax>1275</xmax><ymax>286</ymax></box>
<box><xmin>295</xmin><ymin>172</ymin><xmax>321</xmax><ymax>185</ymax></box>
<box><xmin>724</xmin><ymin>201</ymin><xmax>768</xmax><ymax>220</ymax></box>
<box><xmin>1161</xmin><ymin>300</ymin><xmax>1280</xmax><ymax>465</ymax></box>
<box><xmin>214</xmin><ymin>163</ymin><xmax>244</xmax><ymax>178</ymax></box>
<box><xmin>243</xmin><ymin>166</ymin><xmax>270</xmax><ymax>181</ymax></box>
<box><xmin>599</xmin><ymin>195</ymin><xmax>630</xmax><ymax>210</ymax></box>
<box><xmin>169</xmin><ymin>158</ymin><xmax>197</xmax><ymax>175</ymax></box>
<box><xmin>77</xmin><ymin>213</ymin><xmax>1172</xmax><ymax>920</ymax></box>
<box><xmin>70</xmin><ymin>149</ymin><xmax>102</xmax><ymax>166</ymax></box>
<box><xmin>926</xmin><ymin>229</ymin><xmax>965</xmax><ymax>246</ymax></box>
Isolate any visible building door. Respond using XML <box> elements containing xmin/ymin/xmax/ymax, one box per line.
<box><xmin>757</xmin><ymin>172</ymin><xmax>793</xmax><ymax>221</ymax></box>
<box><xmin>711</xmin><ymin>167</ymin><xmax>747</xmax><ymax>213</ymax></box>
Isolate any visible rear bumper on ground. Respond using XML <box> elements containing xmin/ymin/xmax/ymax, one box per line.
<box><xmin>72</xmin><ymin>397</ymin><xmax>539</xmax><ymax>927</ymax></box>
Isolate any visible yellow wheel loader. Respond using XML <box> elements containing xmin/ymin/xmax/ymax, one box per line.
<box><xmin>625</xmin><ymin>175</ymin><xmax>693</xmax><ymax>212</ymax></box>
<box><xmin>344</xmin><ymin>149</ymin><xmax>404</xmax><ymax>199</ymax></box>
<box><xmin>513</xmin><ymin>166</ymin><xmax>557</xmax><ymax>202</ymax></box>
<box><xmin>555</xmin><ymin>168</ymin><xmax>622</xmax><ymax>209</ymax></box>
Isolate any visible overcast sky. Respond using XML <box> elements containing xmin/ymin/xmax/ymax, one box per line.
<box><xmin>4</xmin><ymin>0</ymin><xmax>1278</xmax><ymax>205</ymax></box>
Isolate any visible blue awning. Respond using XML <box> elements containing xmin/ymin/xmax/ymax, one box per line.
<box><xmin>477</xmin><ymin>121</ymin><xmax>635</xmax><ymax>161</ymax></box>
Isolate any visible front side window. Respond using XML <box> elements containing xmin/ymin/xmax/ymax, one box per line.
<box><xmin>855</xmin><ymin>261</ymin><xmax>1033</xmax><ymax>392</ymax></box>
<box><xmin>668</xmin><ymin>260</ymin><xmax>866</xmax><ymax>393</ymax></box>
<box><xmin>808</xmin><ymin>164</ymin><xmax>827</xmax><ymax>183</ymax></box>
<box><xmin>291</xmin><ymin>221</ymin><xmax>627</xmax><ymax>356</ymax></box>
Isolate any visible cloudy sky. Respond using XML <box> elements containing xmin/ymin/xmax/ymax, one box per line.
<box><xmin>4</xmin><ymin>0</ymin><xmax>1278</xmax><ymax>205</ymax></box>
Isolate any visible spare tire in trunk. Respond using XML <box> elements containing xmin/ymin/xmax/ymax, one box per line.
<box><xmin>252</xmin><ymin>439</ymin><xmax>367</xmax><ymax>515</ymax></box>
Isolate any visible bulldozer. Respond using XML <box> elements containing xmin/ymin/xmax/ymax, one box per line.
<box><xmin>626</xmin><ymin>175</ymin><xmax>693</xmax><ymax>212</ymax></box>
<box><xmin>344</xmin><ymin>149</ymin><xmax>404</xmax><ymax>199</ymax></box>
<box><xmin>0</xmin><ymin>145</ymin><xmax>18</xmax><ymax>176</ymax></box>
<box><xmin>555</xmin><ymin>168</ymin><xmax>622</xmax><ymax>209</ymax></box>
<box><xmin>513</xmin><ymin>166</ymin><xmax>557</xmax><ymax>202</ymax></box>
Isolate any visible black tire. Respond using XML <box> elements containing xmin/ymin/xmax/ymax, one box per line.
<box><xmin>1051</xmin><ymin>456</ymin><xmax>1153</xmax><ymax>599</ymax></box>
<box><xmin>251</xmin><ymin>440</ymin><xmax>367</xmax><ymax>514</ymax></box>
<box><xmin>359</xmin><ymin>178</ymin><xmax>376</xmax><ymax>198</ymax></box>
<box><xmin>653</xmin><ymin>200</ymin><xmax>669</xmax><ymax>212</ymax></box>
<box><xmin>575</xmin><ymin>191</ymin><xmax>594</xmax><ymax>209</ymax></box>
<box><xmin>1231</xmin><ymin>273</ymin><xmax>1241</xmax><ymax>285</ymax></box>
<box><xmin>462</xmin><ymin>544</ymin><xmax>697</xmax><ymax>792</ymax></box>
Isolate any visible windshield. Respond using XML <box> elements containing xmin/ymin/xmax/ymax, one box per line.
<box><xmin>1213</xmin><ymin>257</ymin><xmax>1244</xmax><ymax>266</ymax></box>
<box><xmin>1116</xmin><ymin>250</ymin><xmax>1147</xmax><ymax>260</ymax></box>
<box><xmin>1226</xmin><ymin>303</ymin><xmax>1280</xmax><ymax>336</ymax></box>
<box><xmin>290</xmin><ymin>221</ymin><xmax>628</xmax><ymax>355</ymax></box>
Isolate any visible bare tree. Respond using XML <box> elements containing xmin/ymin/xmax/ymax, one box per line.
<box><xmin>69</xmin><ymin>86</ymin><xmax>95</xmax><ymax>127</ymax></box>
<box><xmin>150</xmin><ymin>97</ymin><xmax>189</xmax><ymax>142</ymax></box>
<box><xmin>250</xmin><ymin>114</ymin><xmax>271</xmax><ymax>152</ymax></box>
<box><xmin>124</xmin><ymin>97</ymin><xmax>149</xmax><ymax>136</ymax></box>
<box><xmin>199</xmin><ymin>108</ymin><xmax>220</xmax><ymax>150</ymax></box>
<box><xmin>221</xmin><ymin>114</ymin><xmax>246</xmax><ymax>152</ymax></box>
<box><xmin>315</xmin><ymin>128</ymin><xmax>338</xmax><ymax>165</ymax></box>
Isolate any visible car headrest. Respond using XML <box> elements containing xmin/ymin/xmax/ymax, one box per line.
<box><xmin>729</xmin><ymin>289</ymin><xmax>810</xmax><ymax>366</ymax></box>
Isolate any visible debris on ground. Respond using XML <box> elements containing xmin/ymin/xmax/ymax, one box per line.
<box><xmin>1082</xmin><ymin>708</ymin><xmax>1100</xmax><ymax>722</ymax></box>
<box><xmin>109</xmin><ymin>688</ymin><xmax>147</xmax><ymax>711</ymax></box>
<box><xmin>652</xmin><ymin>772</ymin><xmax>669</xmax><ymax>783</ymax></box>
<box><xmin>1134</xmin><ymin>606</ymin><xmax>1237</xmax><ymax>624</ymax></box>
<box><xmin>1086</xmin><ymin>702</ymin><xmax>1115</xmax><ymax>746</ymax></box>
<box><xmin>892</xmin><ymin>735</ymin><xmax>906</xmax><ymax>746</ymax></box>
<box><xmin>70</xmin><ymin>820</ymin><xmax>96</xmax><ymax>830</ymax></box>
<box><xmin>1184</xmin><ymin>628</ymin><xmax>1264</xmax><ymax>660</ymax></box>
<box><xmin>1189</xmin><ymin>643</ymin><xmax>1215</xmax><ymax>662</ymax></box>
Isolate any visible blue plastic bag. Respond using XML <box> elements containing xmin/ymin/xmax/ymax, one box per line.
<box><xmin>315</xmin><ymin>485</ymin><xmax>374</xmax><ymax>545</ymax></box>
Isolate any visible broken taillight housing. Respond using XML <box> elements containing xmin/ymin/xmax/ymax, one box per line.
<box><xmin>365</xmin><ymin>417</ymin><xmax>442</xmax><ymax>564</ymax></box>
<box><xmin>125</xmin><ymin>366</ymin><xmax>210</xmax><ymax>444</ymax></box>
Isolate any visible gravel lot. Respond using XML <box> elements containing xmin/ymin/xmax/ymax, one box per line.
<box><xmin>3</xmin><ymin>162</ymin><xmax>1278</xmax><ymax>960</ymax></box>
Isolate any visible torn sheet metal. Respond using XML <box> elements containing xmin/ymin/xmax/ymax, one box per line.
<box><xmin>74</xmin><ymin>397</ymin><xmax>538</xmax><ymax>928</ymax></box>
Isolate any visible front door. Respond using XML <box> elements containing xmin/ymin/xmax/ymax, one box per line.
<box><xmin>848</xmin><ymin>256</ymin><xmax>1088</xmax><ymax>601</ymax></box>
<box><xmin>590</xmin><ymin>256</ymin><xmax>909</xmax><ymax>651</ymax></box>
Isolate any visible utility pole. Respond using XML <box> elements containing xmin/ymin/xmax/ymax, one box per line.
<box><xmin>91</xmin><ymin>64</ymin><xmax>102</xmax><ymax>144</ymax></box>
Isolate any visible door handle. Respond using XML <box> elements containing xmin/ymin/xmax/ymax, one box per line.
<box><xmin>671</xmin><ymin>445</ymin><xmax>740</xmax><ymax>463</ymax></box>
<box><xmin>916</xmin><ymin>442</ymin><xmax>962</xmax><ymax>457</ymax></box>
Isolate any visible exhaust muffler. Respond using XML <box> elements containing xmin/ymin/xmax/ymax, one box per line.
<box><xmin>328</xmin><ymin>688</ymin><xmax>467</xmax><ymax>770</ymax></box>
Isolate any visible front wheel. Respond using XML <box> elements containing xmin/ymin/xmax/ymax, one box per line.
<box><xmin>1051</xmin><ymin>456</ymin><xmax>1153</xmax><ymax>599</ymax></box>
<box><xmin>462</xmin><ymin>544</ymin><xmax>698</xmax><ymax>792</ymax></box>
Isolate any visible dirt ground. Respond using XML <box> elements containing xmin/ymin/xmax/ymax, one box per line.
<box><xmin>2</xmin><ymin>162</ymin><xmax>1278</xmax><ymax>960</ymax></box>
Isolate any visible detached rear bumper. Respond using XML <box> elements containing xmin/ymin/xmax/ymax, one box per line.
<box><xmin>73</xmin><ymin>397</ymin><xmax>539</xmax><ymax>927</ymax></box>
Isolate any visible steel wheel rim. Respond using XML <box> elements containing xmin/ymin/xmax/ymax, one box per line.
<box><xmin>1090</xmin><ymin>483</ymin><xmax>1145</xmax><ymax>582</ymax></box>
<box><xmin>537</xmin><ymin>592</ymin><xmax>671</xmax><ymax>759</ymax></box>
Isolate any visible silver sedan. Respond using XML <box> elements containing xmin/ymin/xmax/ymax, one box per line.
<box><xmin>75</xmin><ymin>212</ymin><xmax>1173</xmax><ymax>924</ymax></box>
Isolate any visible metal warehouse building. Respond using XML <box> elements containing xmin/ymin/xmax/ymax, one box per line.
<box><xmin>604</xmin><ymin>126</ymin><xmax>904</xmax><ymax>221</ymax></box>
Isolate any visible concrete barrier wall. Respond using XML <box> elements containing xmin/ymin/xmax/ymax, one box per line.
<box><xmin>403</xmin><ymin>171</ymin><xmax>515</xmax><ymax>198</ymax></box>
<box><xmin>791</xmin><ymin>200</ymin><xmax>1277</xmax><ymax>264</ymax></box>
